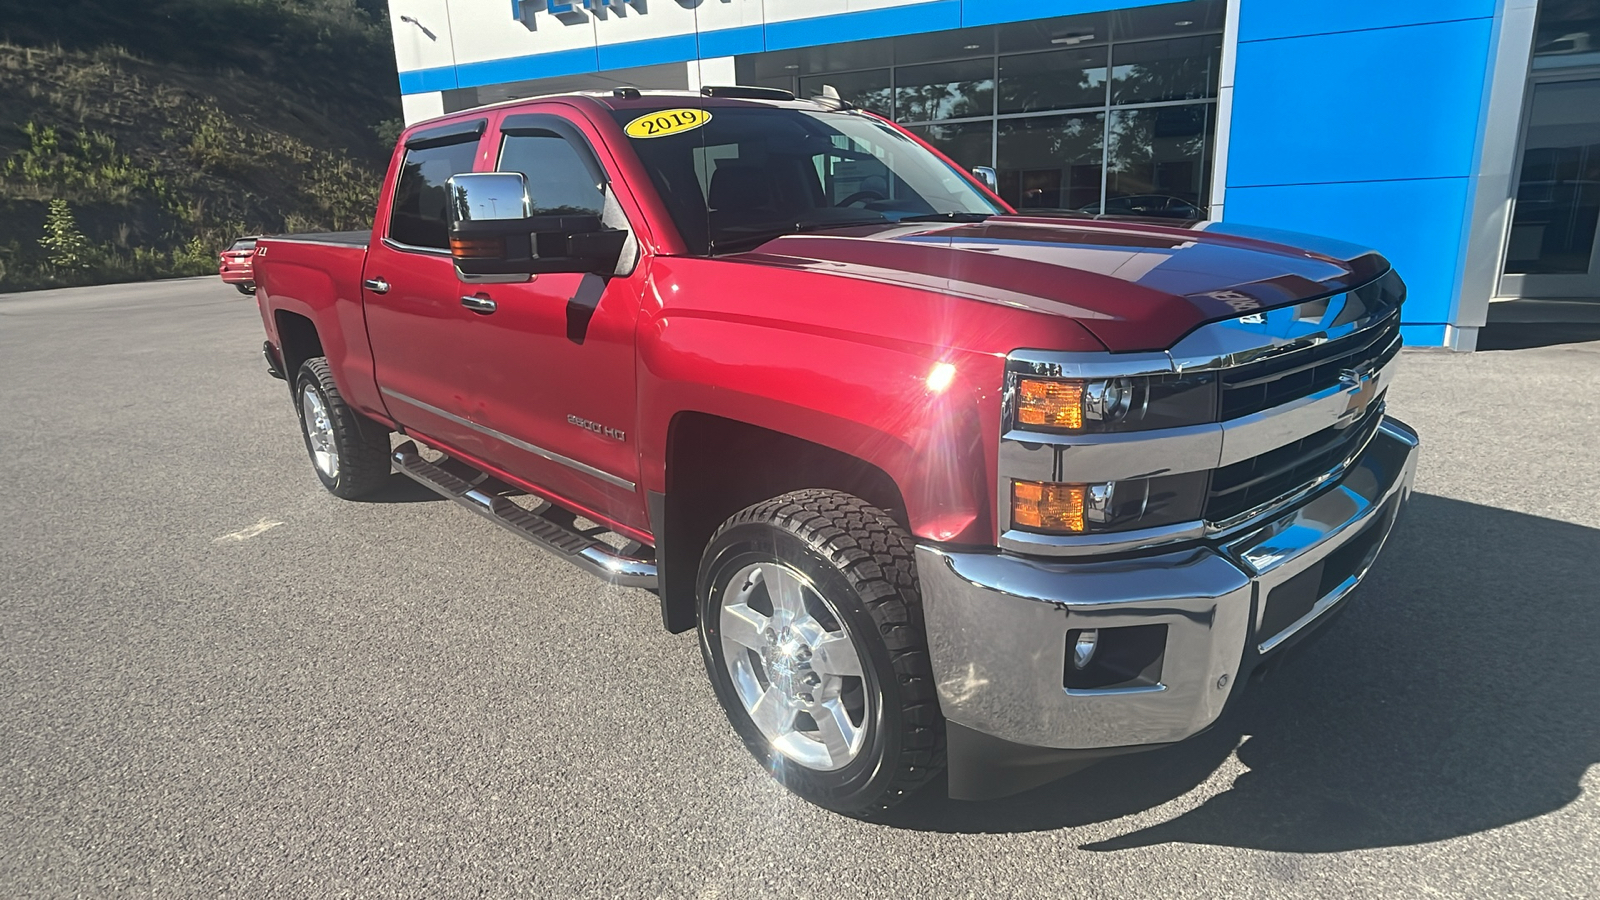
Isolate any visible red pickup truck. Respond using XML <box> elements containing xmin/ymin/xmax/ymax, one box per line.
<box><xmin>254</xmin><ymin>87</ymin><xmax>1418</xmax><ymax>814</ymax></box>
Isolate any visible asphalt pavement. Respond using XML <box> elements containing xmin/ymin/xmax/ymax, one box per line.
<box><xmin>3</xmin><ymin>277</ymin><xmax>1598</xmax><ymax>898</ymax></box>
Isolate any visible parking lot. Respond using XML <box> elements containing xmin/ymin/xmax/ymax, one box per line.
<box><xmin>2</xmin><ymin>276</ymin><xmax>1598</xmax><ymax>898</ymax></box>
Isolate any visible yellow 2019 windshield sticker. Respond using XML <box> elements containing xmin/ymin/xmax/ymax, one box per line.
<box><xmin>624</xmin><ymin>108</ymin><xmax>712</xmax><ymax>139</ymax></box>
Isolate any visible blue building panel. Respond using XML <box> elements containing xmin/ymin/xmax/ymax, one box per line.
<box><xmin>596</xmin><ymin>32</ymin><xmax>699</xmax><ymax>71</ymax></box>
<box><xmin>1224</xmin><ymin>177</ymin><xmax>1473</xmax><ymax>329</ymax></box>
<box><xmin>1227</xmin><ymin>17</ymin><xmax>1494</xmax><ymax>187</ymax></box>
<box><xmin>398</xmin><ymin>65</ymin><xmax>461</xmax><ymax>94</ymax></box>
<box><xmin>697</xmin><ymin>24</ymin><xmax>765</xmax><ymax>59</ymax></box>
<box><xmin>453</xmin><ymin>45</ymin><xmax>602</xmax><ymax>90</ymax></box>
<box><xmin>1237</xmin><ymin>0</ymin><xmax>1496</xmax><ymax>43</ymax></box>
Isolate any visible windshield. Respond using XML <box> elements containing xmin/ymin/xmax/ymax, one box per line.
<box><xmin>610</xmin><ymin>105</ymin><xmax>1004</xmax><ymax>255</ymax></box>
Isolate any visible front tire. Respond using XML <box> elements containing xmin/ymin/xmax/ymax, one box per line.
<box><xmin>294</xmin><ymin>357</ymin><xmax>391</xmax><ymax>499</ymax></box>
<box><xmin>697</xmin><ymin>489</ymin><xmax>945</xmax><ymax>814</ymax></box>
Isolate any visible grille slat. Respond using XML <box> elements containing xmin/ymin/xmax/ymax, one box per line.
<box><xmin>1202</xmin><ymin>311</ymin><xmax>1402</xmax><ymax>525</ymax></box>
<box><xmin>1205</xmin><ymin>404</ymin><xmax>1385</xmax><ymax>524</ymax></box>
<box><xmin>1219</xmin><ymin>314</ymin><xmax>1401</xmax><ymax>420</ymax></box>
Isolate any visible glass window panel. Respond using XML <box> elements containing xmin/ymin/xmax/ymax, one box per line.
<box><xmin>800</xmin><ymin>70</ymin><xmax>892</xmax><ymax>115</ymax></box>
<box><xmin>1111</xmin><ymin>35</ymin><xmax>1222</xmax><ymax>105</ymax></box>
<box><xmin>387</xmin><ymin>139</ymin><xmax>481</xmax><ymax>250</ymax></box>
<box><xmin>1533</xmin><ymin>0</ymin><xmax>1600</xmax><ymax>69</ymax></box>
<box><xmin>904</xmin><ymin>121</ymin><xmax>993</xmax><ymax>172</ymax></box>
<box><xmin>997</xmin><ymin>112</ymin><xmax>1104</xmax><ymax>211</ymax></box>
<box><xmin>498</xmin><ymin>134</ymin><xmax>606</xmax><ymax>216</ymax></box>
<box><xmin>998</xmin><ymin>47</ymin><xmax>1108</xmax><ymax>114</ymax></box>
<box><xmin>895</xmin><ymin>27</ymin><xmax>994</xmax><ymax>65</ymax></box>
<box><xmin>895</xmin><ymin>58</ymin><xmax>995</xmax><ymax>122</ymax></box>
<box><xmin>997</xmin><ymin>13</ymin><xmax>1106</xmax><ymax>54</ymax></box>
<box><xmin>1505</xmin><ymin>78</ymin><xmax>1600</xmax><ymax>275</ymax></box>
<box><xmin>1106</xmin><ymin>104</ymin><xmax>1215</xmax><ymax>213</ymax></box>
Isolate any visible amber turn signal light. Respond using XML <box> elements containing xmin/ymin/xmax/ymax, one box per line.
<box><xmin>1017</xmin><ymin>379</ymin><xmax>1085</xmax><ymax>429</ymax></box>
<box><xmin>449</xmin><ymin>236</ymin><xmax>505</xmax><ymax>259</ymax></box>
<box><xmin>1011</xmin><ymin>480</ymin><xmax>1087</xmax><ymax>533</ymax></box>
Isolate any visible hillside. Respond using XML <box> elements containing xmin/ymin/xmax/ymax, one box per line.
<box><xmin>0</xmin><ymin>0</ymin><xmax>402</xmax><ymax>291</ymax></box>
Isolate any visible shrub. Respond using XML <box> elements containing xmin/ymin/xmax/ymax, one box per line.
<box><xmin>39</xmin><ymin>199</ymin><xmax>93</xmax><ymax>269</ymax></box>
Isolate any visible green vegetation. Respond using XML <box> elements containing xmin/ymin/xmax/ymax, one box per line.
<box><xmin>0</xmin><ymin>0</ymin><xmax>402</xmax><ymax>291</ymax></box>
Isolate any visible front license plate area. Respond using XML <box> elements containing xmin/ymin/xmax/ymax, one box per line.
<box><xmin>1258</xmin><ymin>514</ymin><xmax>1388</xmax><ymax>648</ymax></box>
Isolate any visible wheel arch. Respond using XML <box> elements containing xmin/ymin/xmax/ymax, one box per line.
<box><xmin>274</xmin><ymin>309</ymin><xmax>324</xmax><ymax>395</ymax></box>
<box><xmin>653</xmin><ymin>412</ymin><xmax>909</xmax><ymax>634</ymax></box>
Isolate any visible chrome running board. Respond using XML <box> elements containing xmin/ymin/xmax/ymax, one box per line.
<box><xmin>391</xmin><ymin>441</ymin><xmax>657</xmax><ymax>590</ymax></box>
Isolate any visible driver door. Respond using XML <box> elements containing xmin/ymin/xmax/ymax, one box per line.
<box><xmin>445</xmin><ymin>112</ymin><xmax>648</xmax><ymax>532</ymax></box>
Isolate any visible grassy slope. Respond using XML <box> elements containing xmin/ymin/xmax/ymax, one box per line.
<box><xmin>0</xmin><ymin>0</ymin><xmax>402</xmax><ymax>290</ymax></box>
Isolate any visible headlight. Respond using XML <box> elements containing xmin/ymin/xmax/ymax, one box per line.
<box><xmin>1011</xmin><ymin>372</ymin><xmax>1217</xmax><ymax>434</ymax></box>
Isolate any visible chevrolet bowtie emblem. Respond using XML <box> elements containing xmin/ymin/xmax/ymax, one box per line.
<box><xmin>1336</xmin><ymin>367</ymin><xmax>1377</xmax><ymax>427</ymax></box>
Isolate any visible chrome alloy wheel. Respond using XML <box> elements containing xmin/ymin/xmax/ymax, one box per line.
<box><xmin>718</xmin><ymin>562</ymin><xmax>869</xmax><ymax>771</ymax></box>
<box><xmin>300</xmin><ymin>386</ymin><xmax>339</xmax><ymax>480</ymax></box>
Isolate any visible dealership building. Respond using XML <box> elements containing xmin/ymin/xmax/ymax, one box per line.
<box><xmin>387</xmin><ymin>0</ymin><xmax>1599</xmax><ymax>350</ymax></box>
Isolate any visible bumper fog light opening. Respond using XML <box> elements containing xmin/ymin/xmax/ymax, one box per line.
<box><xmin>1072</xmin><ymin>629</ymin><xmax>1098</xmax><ymax>669</ymax></box>
<box><xmin>1064</xmin><ymin>624</ymin><xmax>1168</xmax><ymax>691</ymax></box>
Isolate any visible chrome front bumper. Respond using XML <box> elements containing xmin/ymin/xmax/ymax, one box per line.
<box><xmin>916</xmin><ymin>416</ymin><xmax>1419</xmax><ymax>753</ymax></box>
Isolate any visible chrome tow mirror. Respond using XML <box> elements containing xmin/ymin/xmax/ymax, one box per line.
<box><xmin>446</xmin><ymin>172</ymin><xmax>627</xmax><ymax>280</ymax></box>
<box><xmin>971</xmin><ymin>166</ymin><xmax>998</xmax><ymax>192</ymax></box>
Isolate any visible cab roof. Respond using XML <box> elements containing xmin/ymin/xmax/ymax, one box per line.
<box><xmin>420</xmin><ymin>86</ymin><xmax>849</xmax><ymax>127</ymax></box>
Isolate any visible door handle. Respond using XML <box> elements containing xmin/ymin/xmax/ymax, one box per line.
<box><xmin>362</xmin><ymin>277</ymin><xmax>390</xmax><ymax>294</ymax></box>
<box><xmin>460</xmin><ymin>294</ymin><xmax>497</xmax><ymax>314</ymax></box>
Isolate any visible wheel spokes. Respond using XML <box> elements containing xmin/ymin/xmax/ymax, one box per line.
<box><xmin>761</xmin><ymin>564</ymin><xmax>810</xmax><ymax>624</ymax></box>
<box><xmin>812</xmin><ymin>698</ymin><xmax>858</xmax><ymax>766</ymax></box>
<box><xmin>748</xmin><ymin>687</ymin><xmax>796</xmax><ymax>737</ymax></box>
<box><xmin>721</xmin><ymin>603</ymin><xmax>770</xmax><ymax>653</ymax></box>
<box><xmin>808</xmin><ymin>633</ymin><xmax>863</xmax><ymax>678</ymax></box>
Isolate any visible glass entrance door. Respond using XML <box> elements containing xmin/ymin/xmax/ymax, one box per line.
<box><xmin>1501</xmin><ymin>76</ymin><xmax>1600</xmax><ymax>298</ymax></box>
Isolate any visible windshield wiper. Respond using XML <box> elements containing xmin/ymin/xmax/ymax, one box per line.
<box><xmin>709</xmin><ymin>218</ymin><xmax>885</xmax><ymax>254</ymax></box>
<box><xmin>896</xmin><ymin>212</ymin><xmax>994</xmax><ymax>223</ymax></box>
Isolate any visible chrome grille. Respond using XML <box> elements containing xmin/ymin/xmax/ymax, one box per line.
<box><xmin>1205</xmin><ymin>402</ymin><xmax>1386</xmax><ymax>525</ymax></box>
<box><xmin>1219</xmin><ymin>313</ymin><xmax>1401</xmax><ymax>420</ymax></box>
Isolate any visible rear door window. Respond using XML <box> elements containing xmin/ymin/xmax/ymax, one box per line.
<box><xmin>388</xmin><ymin>140</ymin><xmax>480</xmax><ymax>250</ymax></box>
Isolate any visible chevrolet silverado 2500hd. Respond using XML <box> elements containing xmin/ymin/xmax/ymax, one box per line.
<box><xmin>253</xmin><ymin>87</ymin><xmax>1418</xmax><ymax>813</ymax></box>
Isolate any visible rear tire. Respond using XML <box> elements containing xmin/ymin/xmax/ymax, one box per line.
<box><xmin>235</xmin><ymin>282</ymin><xmax>256</xmax><ymax>295</ymax></box>
<box><xmin>294</xmin><ymin>357</ymin><xmax>391</xmax><ymax>499</ymax></box>
<box><xmin>697</xmin><ymin>489</ymin><xmax>945</xmax><ymax>814</ymax></box>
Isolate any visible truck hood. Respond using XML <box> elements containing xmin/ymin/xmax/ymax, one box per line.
<box><xmin>733</xmin><ymin>217</ymin><xmax>1392</xmax><ymax>352</ymax></box>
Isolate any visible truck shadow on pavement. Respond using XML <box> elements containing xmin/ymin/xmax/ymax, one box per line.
<box><xmin>882</xmin><ymin>493</ymin><xmax>1600</xmax><ymax>850</ymax></box>
<box><xmin>355</xmin><ymin>474</ymin><xmax>448</xmax><ymax>503</ymax></box>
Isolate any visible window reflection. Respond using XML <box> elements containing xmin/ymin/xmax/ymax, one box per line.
<box><xmin>1107</xmin><ymin>105</ymin><xmax>1214</xmax><ymax>209</ymax></box>
<box><xmin>999</xmin><ymin>47</ymin><xmax>1107</xmax><ymax>114</ymax></box>
<box><xmin>905</xmin><ymin>121</ymin><xmax>993</xmax><ymax>172</ymax></box>
<box><xmin>998</xmin><ymin>113</ymin><xmax>1104</xmax><ymax>210</ymax></box>
<box><xmin>895</xmin><ymin>59</ymin><xmax>995</xmax><ymax>122</ymax></box>
<box><xmin>800</xmin><ymin>70</ymin><xmax>892</xmax><ymax>114</ymax></box>
<box><xmin>731</xmin><ymin>1</ymin><xmax>1222</xmax><ymax>216</ymax></box>
<box><xmin>1111</xmin><ymin>35</ymin><xmax>1222</xmax><ymax>105</ymax></box>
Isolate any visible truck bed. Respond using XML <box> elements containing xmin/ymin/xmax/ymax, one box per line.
<box><xmin>266</xmin><ymin>230</ymin><xmax>371</xmax><ymax>249</ymax></box>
